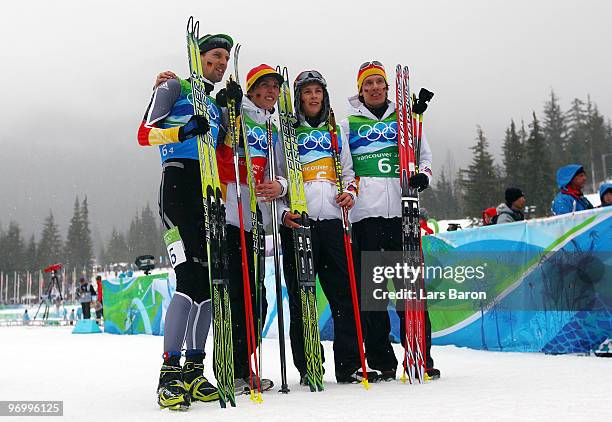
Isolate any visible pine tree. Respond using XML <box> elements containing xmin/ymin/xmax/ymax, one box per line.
<box><xmin>0</xmin><ymin>222</ymin><xmax>25</xmax><ymax>272</ymax></box>
<box><xmin>37</xmin><ymin>211</ymin><xmax>63</xmax><ymax>269</ymax></box>
<box><xmin>99</xmin><ymin>243</ymin><xmax>108</xmax><ymax>267</ymax></box>
<box><xmin>435</xmin><ymin>167</ymin><xmax>458</xmax><ymax>219</ymax></box>
<box><xmin>525</xmin><ymin>112</ymin><xmax>554</xmax><ymax>216</ymax></box>
<box><xmin>502</xmin><ymin>120</ymin><xmax>524</xmax><ymax>189</ymax></box>
<box><xmin>604</xmin><ymin>119</ymin><xmax>612</xmax><ymax>182</ymax></box>
<box><xmin>542</xmin><ymin>91</ymin><xmax>567</xmax><ymax>171</ymax></box>
<box><xmin>106</xmin><ymin>228</ymin><xmax>129</xmax><ymax>264</ymax></box>
<box><xmin>585</xmin><ymin>100</ymin><xmax>608</xmax><ymax>185</ymax></box>
<box><xmin>0</xmin><ymin>223</ymin><xmax>5</xmax><ymax>272</ymax></box>
<box><xmin>140</xmin><ymin>203</ymin><xmax>161</xmax><ymax>257</ymax></box>
<box><xmin>453</xmin><ymin>169</ymin><xmax>466</xmax><ymax>217</ymax></box>
<box><xmin>79</xmin><ymin>197</ymin><xmax>93</xmax><ymax>274</ymax></box>
<box><xmin>420</xmin><ymin>163</ymin><xmax>462</xmax><ymax>221</ymax></box>
<box><xmin>25</xmin><ymin>235</ymin><xmax>37</xmax><ymax>272</ymax></box>
<box><xmin>127</xmin><ymin>212</ymin><xmax>143</xmax><ymax>259</ymax></box>
<box><xmin>565</xmin><ymin>98</ymin><xmax>589</xmax><ymax>169</ymax></box>
<box><xmin>460</xmin><ymin>126</ymin><xmax>501</xmax><ymax>217</ymax></box>
<box><xmin>418</xmin><ymin>188</ymin><xmax>438</xmax><ymax>219</ymax></box>
<box><xmin>64</xmin><ymin>196</ymin><xmax>82</xmax><ymax>272</ymax></box>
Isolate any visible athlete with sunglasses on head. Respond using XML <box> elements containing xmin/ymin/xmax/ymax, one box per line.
<box><xmin>339</xmin><ymin>61</ymin><xmax>440</xmax><ymax>381</ymax></box>
<box><xmin>276</xmin><ymin>70</ymin><xmax>373</xmax><ymax>385</ymax></box>
<box><xmin>215</xmin><ymin>64</ymin><xmax>287</xmax><ymax>394</ymax></box>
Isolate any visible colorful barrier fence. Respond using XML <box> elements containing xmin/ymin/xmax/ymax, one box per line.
<box><xmin>427</xmin><ymin>207</ymin><xmax>611</xmax><ymax>353</ymax></box>
<box><xmin>104</xmin><ymin>207</ymin><xmax>611</xmax><ymax>354</ymax></box>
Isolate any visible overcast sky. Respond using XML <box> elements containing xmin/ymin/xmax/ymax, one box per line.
<box><xmin>1</xmin><ymin>0</ymin><xmax>611</xmax><ymax>246</ymax></box>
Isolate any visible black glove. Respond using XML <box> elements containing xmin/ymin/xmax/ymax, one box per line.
<box><xmin>412</xmin><ymin>88</ymin><xmax>434</xmax><ymax>115</ymax></box>
<box><xmin>216</xmin><ymin>80</ymin><xmax>243</xmax><ymax>113</ymax></box>
<box><xmin>178</xmin><ymin>115</ymin><xmax>209</xmax><ymax>142</ymax></box>
<box><xmin>409</xmin><ymin>173</ymin><xmax>429</xmax><ymax>192</ymax></box>
<box><xmin>226</xmin><ymin>79</ymin><xmax>243</xmax><ymax>102</ymax></box>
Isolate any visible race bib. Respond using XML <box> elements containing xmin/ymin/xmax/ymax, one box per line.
<box><xmin>163</xmin><ymin>227</ymin><xmax>187</xmax><ymax>268</ymax></box>
<box><xmin>348</xmin><ymin>115</ymin><xmax>400</xmax><ymax>178</ymax></box>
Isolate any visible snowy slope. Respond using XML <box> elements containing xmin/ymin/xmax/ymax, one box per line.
<box><xmin>1</xmin><ymin>326</ymin><xmax>610</xmax><ymax>422</ymax></box>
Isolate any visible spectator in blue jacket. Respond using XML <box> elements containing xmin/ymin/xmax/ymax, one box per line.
<box><xmin>599</xmin><ymin>183</ymin><xmax>612</xmax><ymax>207</ymax></box>
<box><xmin>551</xmin><ymin>164</ymin><xmax>594</xmax><ymax>215</ymax></box>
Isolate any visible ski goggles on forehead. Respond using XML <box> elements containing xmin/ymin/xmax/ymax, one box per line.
<box><xmin>295</xmin><ymin>70</ymin><xmax>327</xmax><ymax>86</ymax></box>
<box><xmin>359</xmin><ymin>60</ymin><xmax>384</xmax><ymax>70</ymax></box>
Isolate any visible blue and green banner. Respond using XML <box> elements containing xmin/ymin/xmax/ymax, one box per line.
<box><xmin>103</xmin><ymin>273</ymin><xmax>174</xmax><ymax>336</ymax></box>
<box><xmin>103</xmin><ymin>207</ymin><xmax>611</xmax><ymax>354</ymax></box>
<box><xmin>424</xmin><ymin>207</ymin><xmax>611</xmax><ymax>353</ymax></box>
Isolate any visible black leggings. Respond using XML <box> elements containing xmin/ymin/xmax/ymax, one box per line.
<box><xmin>353</xmin><ymin>217</ymin><xmax>434</xmax><ymax>371</ymax></box>
<box><xmin>81</xmin><ymin>302</ymin><xmax>91</xmax><ymax>320</ymax></box>
<box><xmin>280</xmin><ymin>219</ymin><xmax>361</xmax><ymax>381</ymax></box>
<box><xmin>158</xmin><ymin>159</ymin><xmax>210</xmax><ymax>303</ymax></box>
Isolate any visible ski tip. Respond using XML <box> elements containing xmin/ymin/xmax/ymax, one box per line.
<box><xmin>249</xmin><ymin>390</ymin><xmax>255</xmax><ymax>402</ymax></box>
<box><xmin>400</xmin><ymin>373</ymin><xmax>408</xmax><ymax>384</ymax></box>
<box><xmin>361</xmin><ymin>379</ymin><xmax>371</xmax><ymax>390</ymax></box>
<box><xmin>193</xmin><ymin>20</ymin><xmax>199</xmax><ymax>38</ymax></box>
<box><xmin>256</xmin><ymin>392</ymin><xmax>263</xmax><ymax>403</ymax></box>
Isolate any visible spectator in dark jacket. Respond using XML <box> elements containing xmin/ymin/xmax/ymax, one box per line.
<box><xmin>495</xmin><ymin>188</ymin><xmax>526</xmax><ymax>224</ymax></box>
<box><xmin>599</xmin><ymin>183</ymin><xmax>612</xmax><ymax>207</ymax></box>
<box><xmin>551</xmin><ymin>164</ymin><xmax>594</xmax><ymax>215</ymax></box>
<box><xmin>76</xmin><ymin>277</ymin><xmax>96</xmax><ymax>319</ymax></box>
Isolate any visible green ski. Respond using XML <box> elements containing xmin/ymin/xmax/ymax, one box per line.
<box><xmin>186</xmin><ymin>16</ymin><xmax>235</xmax><ymax>408</ymax></box>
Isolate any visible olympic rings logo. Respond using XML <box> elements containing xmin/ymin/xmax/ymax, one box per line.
<box><xmin>185</xmin><ymin>93</ymin><xmax>219</xmax><ymax>122</ymax></box>
<box><xmin>297</xmin><ymin>130</ymin><xmax>331</xmax><ymax>151</ymax></box>
<box><xmin>206</xmin><ymin>101</ymin><xmax>219</xmax><ymax>121</ymax></box>
<box><xmin>246</xmin><ymin>126</ymin><xmax>268</xmax><ymax>150</ymax></box>
<box><xmin>357</xmin><ymin>122</ymin><xmax>397</xmax><ymax>141</ymax></box>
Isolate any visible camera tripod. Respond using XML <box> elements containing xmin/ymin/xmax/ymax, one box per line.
<box><xmin>33</xmin><ymin>271</ymin><xmax>64</xmax><ymax>321</ymax></box>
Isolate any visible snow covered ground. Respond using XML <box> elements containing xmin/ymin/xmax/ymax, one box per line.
<box><xmin>1</xmin><ymin>326</ymin><xmax>610</xmax><ymax>422</ymax></box>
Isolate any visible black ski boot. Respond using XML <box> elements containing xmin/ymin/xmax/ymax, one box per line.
<box><xmin>378</xmin><ymin>369</ymin><xmax>396</xmax><ymax>382</ymax></box>
<box><xmin>425</xmin><ymin>367</ymin><xmax>441</xmax><ymax>380</ymax></box>
<box><xmin>337</xmin><ymin>369</ymin><xmax>380</xmax><ymax>384</ymax></box>
<box><xmin>157</xmin><ymin>356</ymin><xmax>190</xmax><ymax>411</ymax></box>
<box><xmin>182</xmin><ymin>355</ymin><xmax>219</xmax><ymax>403</ymax></box>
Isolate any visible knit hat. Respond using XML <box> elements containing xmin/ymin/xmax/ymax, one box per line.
<box><xmin>357</xmin><ymin>61</ymin><xmax>388</xmax><ymax>93</ymax></box>
<box><xmin>483</xmin><ymin>207</ymin><xmax>497</xmax><ymax>218</ymax></box>
<box><xmin>505</xmin><ymin>187</ymin><xmax>524</xmax><ymax>205</ymax></box>
<box><xmin>198</xmin><ymin>33</ymin><xmax>233</xmax><ymax>54</ymax></box>
<box><xmin>245</xmin><ymin>64</ymin><xmax>284</xmax><ymax>92</ymax></box>
<box><xmin>482</xmin><ymin>207</ymin><xmax>497</xmax><ymax>225</ymax></box>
